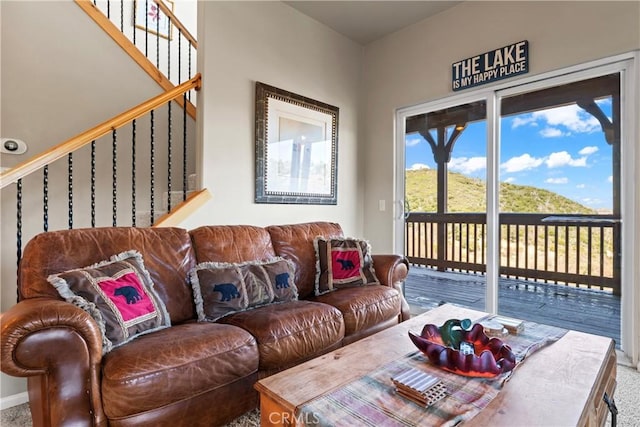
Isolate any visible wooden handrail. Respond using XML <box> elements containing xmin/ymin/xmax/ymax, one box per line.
<box><xmin>0</xmin><ymin>74</ymin><xmax>201</xmax><ymax>189</ymax></box>
<box><xmin>153</xmin><ymin>189</ymin><xmax>212</xmax><ymax>227</ymax></box>
<box><xmin>154</xmin><ymin>0</ymin><xmax>198</xmax><ymax>49</ymax></box>
<box><xmin>74</xmin><ymin>0</ymin><xmax>197</xmax><ymax>119</ymax></box>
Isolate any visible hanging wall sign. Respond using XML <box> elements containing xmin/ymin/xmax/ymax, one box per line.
<box><xmin>452</xmin><ymin>40</ymin><xmax>529</xmax><ymax>91</ymax></box>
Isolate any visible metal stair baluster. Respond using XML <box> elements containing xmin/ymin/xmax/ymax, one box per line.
<box><xmin>132</xmin><ymin>119</ymin><xmax>137</xmax><ymax>226</ymax></box>
<box><xmin>167</xmin><ymin>104</ymin><xmax>172</xmax><ymax>212</ymax></box>
<box><xmin>112</xmin><ymin>129</ymin><xmax>117</xmax><ymax>226</ymax></box>
<box><xmin>16</xmin><ymin>178</ymin><xmax>22</xmax><ymax>268</ymax></box>
<box><xmin>183</xmin><ymin>91</ymin><xmax>187</xmax><ymax>200</ymax></box>
<box><xmin>167</xmin><ymin>27</ymin><xmax>172</xmax><ymax>211</ymax></box>
<box><xmin>43</xmin><ymin>165</ymin><xmax>49</xmax><ymax>232</ymax></box>
<box><xmin>68</xmin><ymin>153</ymin><xmax>73</xmax><ymax>229</ymax></box>
<box><xmin>179</xmin><ymin>28</ymin><xmax>186</xmax><ymax>200</ymax></box>
<box><xmin>91</xmin><ymin>141</ymin><xmax>96</xmax><ymax>227</ymax></box>
<box><xmin>144</xmin><ymin>0</ymin><xmax>148</xmax><ymax>56</ymax></box>
<box><xmin>150</xmin><ymin>109</ymin><xmax>155</xmax><ymax>223</ymax></box>
<box><xmin>156</xmin><ymin>5</ymin><xmax>160</xmax><ymax>69</ymax></box>
<box><xmin>188</xmin><ymin>47</ymin><xmax>192</xmax><ymax>101</ymax></box>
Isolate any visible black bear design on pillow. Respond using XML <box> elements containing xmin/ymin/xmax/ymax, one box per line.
<box><xmin>336</xmin><ymin>258</ymin><xmax>355</xmax><ymax>270</ymax></box>
<box><xmin>114</xmin><ymin>286</ymin><xmax>143</xmax><ymax>304</ymax></box>
<box><xmin>275</xmin><ymin>272</ymin><xmax>290</xmax><ymax>289</ymax></box>
<box><xmin>213</xmin><ymin>283</ymin><xmax>241</xmax><ymax>301</ymax></box>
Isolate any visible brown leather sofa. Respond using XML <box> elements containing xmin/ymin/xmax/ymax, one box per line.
<box><xmin>1</xmin><ymin>221</ymin><xmax>409</xmax><ymax>427</ymax></box>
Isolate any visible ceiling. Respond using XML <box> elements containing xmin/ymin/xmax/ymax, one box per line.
<box><xmin>284</xmin><ymin>1</ymin><xmax>462</xmax><ymax>45</ymax></box>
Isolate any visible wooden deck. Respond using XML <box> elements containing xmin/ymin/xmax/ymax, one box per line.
<box><xmin>404</xmin><ymin>266</ymin><xmax>621</xmax><ymax>346</ymax></box>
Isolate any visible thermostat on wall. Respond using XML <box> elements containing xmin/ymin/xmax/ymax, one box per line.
<box><xmin>1</xmin><ymin>138</ymin><xmax>28</xmax><ymax>155</ymax></box>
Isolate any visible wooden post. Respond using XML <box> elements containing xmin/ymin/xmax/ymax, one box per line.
<box><xmin>436</xmin><ymin>128</ymin><xmax>448</xmax><ymax>271</ymax></box>
<box><xmin>577</xmin><ymin>88</ymin><xmax>621</xmax><ymax>296</ymax></box>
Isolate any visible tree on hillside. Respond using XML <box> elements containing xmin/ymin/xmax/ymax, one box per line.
<box><xmin>406</xmin><ymin>169</ymin><xmax>595</xmax><ymax>214</ymax></box>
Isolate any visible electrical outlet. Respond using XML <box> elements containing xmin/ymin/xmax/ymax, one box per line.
<box><xmin>379</xmin><ymin>200</ymin><xmax>386</xmax><ymax>211</ymax></box>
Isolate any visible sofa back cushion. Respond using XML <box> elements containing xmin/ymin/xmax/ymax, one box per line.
<box><xmin>189</xmin><ymin>225</ymin><xmax>277</xmax><ymax>263</ymax></box>
<box><xmin>267</xmin><ymin>222</ymin><xmax>343</xmax><ymax>299</ymax></box>
<box><xmin>19</xmin><ymin>227</ymin><xmax>197</xmax><ymax>324</ymax></box>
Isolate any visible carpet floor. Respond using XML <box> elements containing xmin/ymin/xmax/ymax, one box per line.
<box><xmin>2</xmin><ymin>365</ymin><xmax>638</xmax><ymax>426</ymax></box>
<box><xmin>0</xmin><ymin>406</ymin><xmax>261</xmax><ymax>427</ymax></box>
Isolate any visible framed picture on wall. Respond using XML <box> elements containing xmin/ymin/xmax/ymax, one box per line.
<box><xmin>255</xmin><ymin>82</ymin><xmax>339</xmax><ymax>205</ymax></box>
<box><xmin>134</xmin><ymin>0</ymin><xmax>173</xmax><ymax>40</ymax></box>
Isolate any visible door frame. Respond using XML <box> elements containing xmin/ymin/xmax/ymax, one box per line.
<box><xmin>394</xmin><ymin>51</ymin><xmax>639</xmax><ymax>366</ymax></box>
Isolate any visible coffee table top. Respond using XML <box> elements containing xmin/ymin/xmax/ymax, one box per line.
<box><xmin>255</xmin><ymin>304</ymin><xmax>615</xmax><ymax>426</ymax></box>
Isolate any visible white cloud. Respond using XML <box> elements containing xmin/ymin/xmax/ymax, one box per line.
<box><xmin>539</xmin><ymin>127</ymin><xmax>567</xmax><ymax>138</ymax></box>
<box><xmin>511</xmin><ymin>104</ymin><xmax>600</xmax><ymax>134</ymax></box>
<box><xmin>501</xmin><ymin>153</ymin><xmax>544</xmax><ymax>173</ymax></box>
<box><xmin>532</xmin><ymin>104</ymin><xmax>600</xmax><ymax>134</ymax></box>
<box><xmin>501</xmin><ymin>150</ymin><xmax>589</xmax><ymax>174</ymax></box>
<box><xmin>405</xmin><ymin>136</ymin><xmax>422</xmax><ymax>147</ymax></box>
<box><xmin>503</xmin><ymin>177</ymin><xmax>516</xmax><ymax>183</ymax></box>
<box><xmin>607</xmin><ymin>175</ymin><xmax>613</xmax><ymax>183</ymax></box>
<box><xmin>579</xmin><ymin>146</ymin><xmax>598</xmax><ymax>155</ymax></box>
<box><xmin>582</xmin><ymin>197</ymin><xmax>602</xmax><ymax>206</ymax></box>
<box><xmin>545</xmin><ymin>177</ymin><xmax>568</xmax><ymax>184</ymax></box>
<box><xmin>570</xmin><ymin>157</ymin><xmax>587</xmax><ymax>167</ymax></box>
<box><xmin>511</xmin><ymin>116</ymin><xmax>537</xmax><ymax>129</ymax></box>
<box><xmin>448</xmin><ymin>156</ymin><xmax>486</xmax><ymax>174</ymax></box>
<box><xmin>545</xmin><ymin>151</ymin><xmax>587</xmax><ymax>168</ymax></box>
<box><xmin>408</xmin><ymin>163</ymin><xmax>430</xmax><ymax>170</ymax></box>
<box><xmin>576</xmin><ymin>184</ymin><xmax>586</xmax><ymax>189</ymax></box>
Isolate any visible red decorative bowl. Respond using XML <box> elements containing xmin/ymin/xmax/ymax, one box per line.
<box><xmin>409</xmin><ymin>322</ymin><xmax>517</xmax><ymax>378</ymax></box>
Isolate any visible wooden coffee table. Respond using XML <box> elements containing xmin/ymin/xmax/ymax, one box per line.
<box><xmin>255</xmin><ymin>304</ymin><xmax>616</xmax><ymax>426</ymax></box>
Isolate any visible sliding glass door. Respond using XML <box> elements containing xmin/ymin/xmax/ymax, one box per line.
<box><xmin>396</xmin><ymin>57</ymin><xmax>635</xmax><ymax>355</ymax></box>
<box><xmin>402</xmin><ymin>101</ymin><xmax>488</xmax><ymax>312</ymax></box>
<box><xmin>497</xmin><ymin>73</ymin><xmax>621</xmax><ymax>341</ymax></box>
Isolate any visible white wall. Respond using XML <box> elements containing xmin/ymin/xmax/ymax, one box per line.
<box><xmin>361</xmin><ymin>0</ymin><xmax>640</xmax><ymax>252</ymax></box>
<box><xmin>179</xmin><ymin>1</ymin><xmax>364</xmax><ymax>235</ymax></box>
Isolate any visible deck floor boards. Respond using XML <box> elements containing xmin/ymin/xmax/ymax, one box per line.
<box><xmin>404</xmin><ymin>266</ymin><xmax>621</xmax><ymax>346</ymax></box>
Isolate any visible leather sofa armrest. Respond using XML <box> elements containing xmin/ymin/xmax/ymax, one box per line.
<box><xmin>371</xmin><ymin>255</ymin><xmax>410</xmax><ymax>322</ymax></box>
<box><xmin>1</xmin><ymin>298</ymin><xmax>107</xmax><ymax>426</ymax></box>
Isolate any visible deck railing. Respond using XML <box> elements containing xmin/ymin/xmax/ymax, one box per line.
<box><xmin>405</xmin><ymin>212</ymin><xmax>621</xmax><ymax>294</ymax></box>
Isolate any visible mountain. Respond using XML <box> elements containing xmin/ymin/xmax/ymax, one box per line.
<box><xmin>405</xmin><ymin>169</ymin><xmax>596</xmax><ymax>214</ymax></box>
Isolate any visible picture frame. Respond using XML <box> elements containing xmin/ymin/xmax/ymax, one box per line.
<box><xmin>134</xmin><ymin>0</ymin><xmax>173</xmax><ymax>40</ymax></box>
<box><xmin>255</xmin><ymin>82</ymin><xmax>339</xmax><ymax>205</ymax></box>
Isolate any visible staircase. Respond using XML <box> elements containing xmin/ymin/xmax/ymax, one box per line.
<box><xmin>0</xmin><ymin>0</ymin><xmax>207</xmax><ymax>293</ymax></box>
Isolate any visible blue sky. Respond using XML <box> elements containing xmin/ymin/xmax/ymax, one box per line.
<box><xmin>405</xmin><ymin>98</ymin><xmax>613</xmax><ymax>211</ymax></box>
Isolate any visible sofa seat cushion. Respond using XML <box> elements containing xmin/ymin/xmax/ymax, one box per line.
<box><xmin>101</xmin><ymin>322</ymin><xmax>258</xmax><ymax>419</ymax></box>
<box><xmin>217</xmin><ymin>300</ymin><xmax>344</xmax><ymax>371</ymax></box>
<box><xmin>311</xmin><ymin>285</ymin><xmax>401</xmax><ymax>337</ymax></box>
